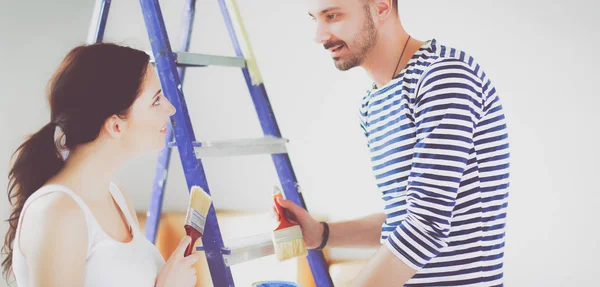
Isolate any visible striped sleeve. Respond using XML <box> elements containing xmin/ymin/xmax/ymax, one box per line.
<box><xmin>385</xmin><ymin>59</ymin><xmax>483</xmax><ymax>270</ymax></box>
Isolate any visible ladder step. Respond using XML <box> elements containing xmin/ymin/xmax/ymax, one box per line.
<box><xmin>169</xmin><ymin>137</ymin><xmax>288</xmax><ymax>158</ymax></box>
<box><xmin>196</xmin><ymin>233</ymin><xmax>275</xmax><ymax>266</ymax></box>
<box><xmin>175</xmin><ymin>52</ymin><xmax>246</xmax><ymax>68</ymax></box>
<box><xmin>147</xmin><ymin>51</ymin><xmax>246</xmax><ymax>68</ymax></box>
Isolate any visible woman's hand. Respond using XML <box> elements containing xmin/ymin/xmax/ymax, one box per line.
<box><xmin>155</xmin><ymin>236</ymin><xmax>199</xmax><ymax>287</ymax></box>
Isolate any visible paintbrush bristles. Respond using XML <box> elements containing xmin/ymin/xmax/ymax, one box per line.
<box><xmin>272</xmin><ymin>225</ymin><xmax>308</xmax><ymax>261</ymax></box>
<box><xmin>189</xmin><ymin>186</ymin><xmax>211</xmax><ymax>216</ymax></box>
<box><xmin>274</xmin><ymin>238</ymin><xmax>308</xmax><ymax>261</ymax></box>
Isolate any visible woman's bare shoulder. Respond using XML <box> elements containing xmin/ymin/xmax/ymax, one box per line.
<box><xmin>19</xmin><ymin>190</ymin><xmax>88</xmax><ymax>258</ymax></box>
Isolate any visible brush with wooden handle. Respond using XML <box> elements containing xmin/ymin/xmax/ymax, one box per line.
<box><xmin>184</xmin><ymin>185</ymin><xmax>212</xmax><ymax>257</ymax></box>
<box><xmin>272</xmin><ymin>186</ymin><xmax>308</xmax><ymax>261</ymax></box>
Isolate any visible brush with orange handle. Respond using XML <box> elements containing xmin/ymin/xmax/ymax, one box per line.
<box><xmin>272</xmin><ymin>187</ymin><xmax>308</xmax><ymax>261</ymax></box>
<box><xmin>183</xmin><ymin>185</ymin><xmax>212</xmax><ymax>257</ymax></box>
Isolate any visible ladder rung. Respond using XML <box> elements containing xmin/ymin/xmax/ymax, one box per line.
<box><xmin>197</xmin><ymin>233</ymin><xmax>275</xmax><ymax>267</ymax></box>
<box><xmin>169</xmin><ymin>137</ymin><xmax>288</xmax><ymax>158</ymax></box>
<box><xmin>146</xmin><ymin>51</ymin><xmax>246</xmax><ymax>68</ymax></box>
<box><xmin>175</xmin><ymin>52</ymin><xmax>246</xmax><ymax>68</ymax></box>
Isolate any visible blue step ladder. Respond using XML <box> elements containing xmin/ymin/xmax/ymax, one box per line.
<box><xmin>87</xmin><ymin>0</ymin><xmax>334</xmax><ymax>286</ymax></box>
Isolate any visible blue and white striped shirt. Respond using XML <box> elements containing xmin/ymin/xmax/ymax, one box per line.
<box><xmin>359</xmin><ymin>39</ymin><xmax>510</xmax><ymax>286</ymax></box>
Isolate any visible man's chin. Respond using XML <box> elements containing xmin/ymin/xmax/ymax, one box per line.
<box><xmin>333</xmin><ymin>58</ymin><xmax>359</xmax><ymax>71</ymax></box>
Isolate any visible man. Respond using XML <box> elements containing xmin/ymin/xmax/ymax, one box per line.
<box><xmin>276</xmin><ymin>0</ymin><xmax>510</xmax><ymax>286</ymax></box>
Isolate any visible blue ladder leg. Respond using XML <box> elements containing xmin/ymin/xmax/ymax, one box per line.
<box><xmin>272</xmin><ymin>158</ymin><xmax>335</xmax><ymax>287</ymax></box>
<box><xmin>86</xmin><ymin>0</ymin><xmax>111</xmax><ymax>44</ymax></box>
<box><xmin>216</xmin><ymin>1</ymin><xmax>334</xmax><ymax>286</ymax></box>
<box><xmin>139</xmin><ymin>0</ymin><xmax>235</xmax><ymax>286</ymax></box>
<box><xmin>145</xmin><ymin>0</ymin><xmax>197</xmax><ymax>244</ymax></box>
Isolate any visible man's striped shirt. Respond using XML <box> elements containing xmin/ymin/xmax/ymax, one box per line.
<box><xmin>359</xmin><ymin>39</ymin><xmax>510</xmax><ymax>286</ymax></box>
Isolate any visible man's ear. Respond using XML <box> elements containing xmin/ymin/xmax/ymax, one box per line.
<box><xmin>373</xmin><ymin>0</ymin><xmax>394</xmax><ymax>20</ymax></box>
<box><xmin>103</xmin><ymin>115</ymin><xmax>127</xmax><ymax>138</ymax></box>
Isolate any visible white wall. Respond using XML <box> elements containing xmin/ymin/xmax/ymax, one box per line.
<box><xmin>1</xmin><ymin>0</ymin><xmax>599</xmax><ymax>286</ymax></box>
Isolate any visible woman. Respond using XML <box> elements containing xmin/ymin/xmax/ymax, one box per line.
<box><xmin>1</xmin><ymin>43</ymin><xmax>199</xmax><ymax>286</ymax></box>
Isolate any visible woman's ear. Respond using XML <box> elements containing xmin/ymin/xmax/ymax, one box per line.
<box><xmin>103</xmin><ymin>115</ymin><xmax>127</xmax><ymax>139</ymax></box>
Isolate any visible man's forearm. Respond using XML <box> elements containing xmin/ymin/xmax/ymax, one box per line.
<box><xmin>349</xmin><ymin>245</ymin><xmax>417</xmax><ymax>286</ymax></box>
<box><xmin>326</xmin><ymin>213</ymin><xmax>385</xmax><ymax>248</ymax></box>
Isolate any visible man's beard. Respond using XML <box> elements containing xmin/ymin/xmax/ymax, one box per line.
<box><xmin>330</xmin><ymin>8</ymin><xmax>378</xmax><ymax>71</ymax></box>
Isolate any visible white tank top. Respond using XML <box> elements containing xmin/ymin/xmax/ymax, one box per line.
<box><xmin>12</xmin><ymin>183</ymin><xmax>166</xmax><ymax>287</ymax></box>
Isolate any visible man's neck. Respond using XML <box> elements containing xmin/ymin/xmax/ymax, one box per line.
<box><xmin>362</xmin><ymin>24</ymin><xmax>425</xmax><ymax>89</ymax></box>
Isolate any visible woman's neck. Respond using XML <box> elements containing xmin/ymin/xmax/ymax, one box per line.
<box><xmin>48</xmin><ymin>140</ymin><xmax>128</xmax><ymax>201</ymax></box>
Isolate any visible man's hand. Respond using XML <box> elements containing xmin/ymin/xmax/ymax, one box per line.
<box><xmin>273</xmin><ymin>200</ymin><xmax>385</xmax><ymax>249</ymax></box>
<box><xmin>272</xmin><ymin>197</ymin><xmax>324</xmax><ymax>249</ymax></box>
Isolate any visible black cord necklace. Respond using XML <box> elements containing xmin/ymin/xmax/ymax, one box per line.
<box><xmin>392</xmin><ymin>35</ymin><xmax>412</xmax><ymax>80</ymax></box>
<box><xmin>373</xmin><ymin>35</ymin><xmax>411</xmax><ymax>90</ymax></box>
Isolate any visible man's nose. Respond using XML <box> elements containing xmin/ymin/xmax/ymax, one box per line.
<box><xmin>314</xmin><ymin>23</ymin><xmax>331</xmax><ymax>44</ymax></box>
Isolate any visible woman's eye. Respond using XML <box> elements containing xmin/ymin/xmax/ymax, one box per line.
<box><xmin>153</xmin><ymin>96</ymin><xmax>161</xmax><ymax>106</ymax></box>
<box><xmin>328</xmin><ymin>14</ymin><xmax>338</xmax><ymax>20</ymax></box>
